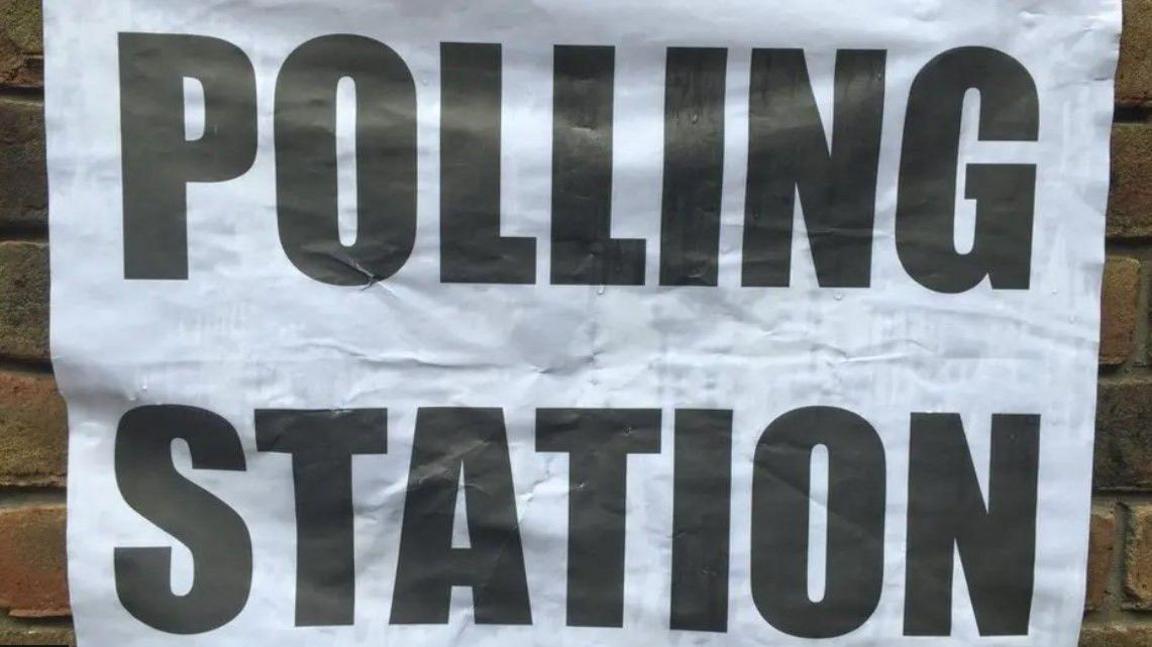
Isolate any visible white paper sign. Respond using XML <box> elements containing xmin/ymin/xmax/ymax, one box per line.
<box><xmin>44</xmin><ymin>1</ymin><xmax>1120</xmax><ymax>645</ymax></box>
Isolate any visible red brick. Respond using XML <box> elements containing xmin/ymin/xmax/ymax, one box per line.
<box><xmin>1108</xmin><ymin>124</ymin><xmax>1152</xmax><ymax>239</ymax></box>
<box><xmin>1118</xmin><ymin>0</ymin><xmax>1152</xmax><ymax>106</ymax></box>
<box><xmin>0</xmin><ymin>242</ymin><xmax>48</xmax><ymax>362</ymax></box>
<box><xmin>1094</xmin><ymin>379</ymin><xmax>1152</xmax><ymax>490</ymax></box>
<box><xmin>1100</xmin><ymin>257</ymin><xmax>1141</xmax><ymax>365</ymax></box>
<box><xmin>1086</xmin><ymin>507</ymin><xmax>1117</xmax><ymax>610</ymax></box>
<box><xmin>1081</xmin><ymin>625</ymin><xmax>1152</xmax><ymax>647</ymax></box>
<box><xmin>0</xmin><ymin>98</ymin><xmax>46</xmax><ymax>230</ymax></box>
<box><xmin>0</xmin><ymin>371</ymin><xmax>65</xmax><ymax>486</ymax></box>
<box><xmin>0</xmin><ymin>505</ymin><xmax>67</xmax><ymax>618</ymax></box>
<box><xmin>0</xmin><ymin>0</ymin><xmax>41</xmax><ymax>88</ymax></box>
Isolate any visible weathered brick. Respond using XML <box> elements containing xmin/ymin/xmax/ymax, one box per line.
<box><xmin>0</xmin><ymin>371</ymin><xmax>65</xmax><ymax>486</ymax></box>
<box><xmin>1108</xmin><ymin>124</ymin><xmax>1152</xmax><ymax>239</ymax></box>
<box><xmin>0</xmin><ymin>615</ymin><xmax>72</xmax><ymax>646</ymax></box>
<box><xmin>0</xmin><ymin>0</ymin><xmax>41</xmax><ymax>88</ymax></box>
<box><xmin>1095</xmin><ymin>379</ymin><xmax>1152</xmax><ymax>490</ymax></box>
<box><xmin>0</xmin><ymin>98</ymin><xmax>46</xmax><ymax>230</ymax></box>
<box><xmin>1125</xmin><ymin>504</ymin><xmax>1152</xmax><ymax>608</ymax></box>
<box><xmin>1081</xmin><ymin>625</ymin><xmax>1152</xmax><ymax>647</ymax></box>
<box><xmin>1100</xmin><ymin>257</ymin><xmax>1141</xmax><ymax>365</ymax></box>
<box><xmin>1118</xmin><ymin>0</ymin><xmax>1152</xmax><ymax>106</ymax></box>
<box><xmin>0</xmin><ymin>505</ymin><xmax>67</xmax><ymax>618</ymax></box>
<box><xmin>1086</xmin><ymin>507</ymin><xmax>1117</xmax><ymax>610</ymax></box>
<box><xmin>0</xmin><ymin>242</ymin><xmax>48</xmax><ymax>362</ymax></box>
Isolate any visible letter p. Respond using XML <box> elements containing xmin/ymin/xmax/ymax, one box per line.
<box><xmin>119</xmin><ymin>33</ymin><xmax>257</xmax><ymax>279</ymax></box>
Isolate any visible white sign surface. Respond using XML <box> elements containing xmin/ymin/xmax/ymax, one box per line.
<box><xmin>45</xmin><ymin>1</ymin><xmax>1120</xmax><ymax>645</ymax></box>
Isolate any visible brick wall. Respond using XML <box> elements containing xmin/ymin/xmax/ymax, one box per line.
<box><xmin>0</xmin><ymin>0</ymin><xmax>69</xmax><ymax>642</ymax></box>
<box><xmin>0</xmin><ymin>1</ymin><xmax>1149</xmax><ymax>644</ymax></box>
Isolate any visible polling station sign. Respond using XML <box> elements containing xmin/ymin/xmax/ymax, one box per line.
<box><xmin>44</xmin><ymin>1</ymin><xmax>1120</xmax><ymax>645</ymax></box>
